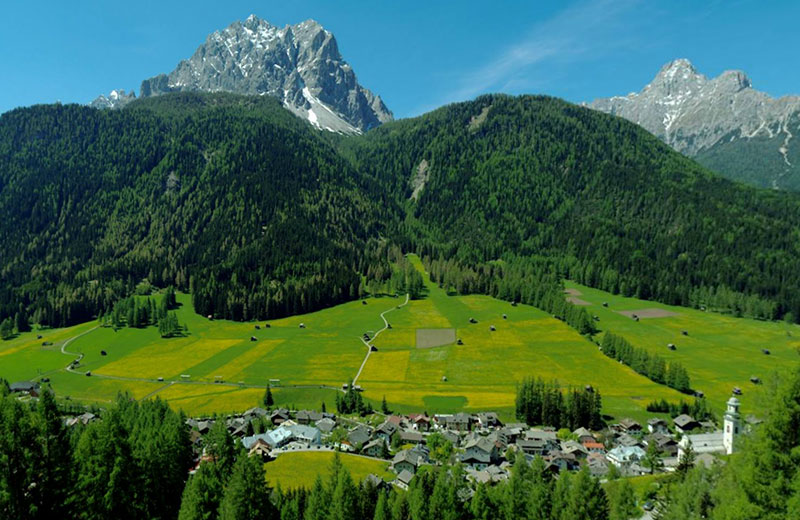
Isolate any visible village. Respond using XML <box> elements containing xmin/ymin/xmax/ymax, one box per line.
<box><xmin>168</xmin><ymin>394</ymin><xmax>746</xmax><ymax>490</ymax></box>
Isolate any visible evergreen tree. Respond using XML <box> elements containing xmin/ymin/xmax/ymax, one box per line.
<box><xmin>219</xmin><ymin>455</ymin><xmax>276</xmax><ymax>520</ymax></box>
<box><xmin>373</xmin><ymin>491</ymin><xmax>390</xmax><ymax>520</ymax></box>
<box><xmin>264</xmin><ymin>384</ymin><xmax>274</xmax><ymax>409</ymax></box>
<box><xmin>644</xmin><ymin>441</ymin><xmax>664</xmax><ymax>475</ymax></box>
<box><xmin>30</xmin><ymin>388</ymin><xmax>74</xmax><ymax>519</ymax></box>
<box><xmin>0</xmin><ymin>318</ymin><xmax>13</xmax><ymax>340</ymax></box>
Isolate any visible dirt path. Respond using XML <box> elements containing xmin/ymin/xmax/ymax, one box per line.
<box><xmin>59</xmin><ymin>326</ymin><xmax>98</xmax><ymax>372</ymax></box>
<box><xmin>352</xmin><ymin>293</ymin><xmax>410</xmax><ymax>385</ymax></box>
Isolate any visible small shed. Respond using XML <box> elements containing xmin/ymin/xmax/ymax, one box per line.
<box><xmin>667</xmin><ymin>344</ymin><xmax>676</xmax><ymax>351</ymax></box>
<box><xmin>750</xmin><ymin>376</ymin><xmax>761</xmax><ymax>384</ymax></box>
<box><xmin>387</xmin><ymin>323</ymin><xmax>392</xmax><ymax>329</ymax></box>
<box><xmin>100</xmin><ymin>350</ymin><xmax>107</xmax><ymax>356</ymax></box>
<box><xmin>469</xmin><ymin>317</ymin><xmax>477</xmax><ymax>324</ymax></box>
<box><xmin>299</xmin><ymin>323</ymin><xmax>306</xmax><ymax>329</ymax></box>
<box><xmin>489</xmin><ymin>325</ymin><xmax>496</xmax><ymax>331</ymax></box>
<box><xmin>457</xmin><ymin>338</ymin><xmax>463</xmax><ymax>345</ymax></box>
<box><xmin>255</xmin><ymin>325</ymin><xmax>260</xmax><ymax>330</ymax></box>
<box><xmin>681</xmin><ymin>330</ymin><xmax>688</xmax><ymax>336</ymax></box>
<box><xmin>362</xmin><ymin>300</ymin><xmax>368</xmax><ymax>305</ymax></box>
<box><xmin>511</xmin><ymin>301</ymin><xmax>518</xmax><ymax>307</ymax></box>
<box><xmin>732</xmin><ymin>387</ymin><xmax>742</xmax><ymax>395</ymax></box>
<box><xmin>602</xmin><ymin>302</ymin><xmax>608</xmax><ymax>307</ymax></box>
<box><xmin>250</xmin><ymin>336</ymin><xmax>257</xmax><ymax>342</ymax></box>
<box><xmin>207</xmin><ymin>315</ymin><xmax>213</xmax><ymax>320</ymax></box>
<box><xmin>761</xmin><ymin>348</ymin><xmax>770</xmax><ymax>355</ymax></box>
<box><xmin>370</xmin><ymin>345</ymin><xmax>378</xmax><ymax>352</ymax></box>
<box><xmin>502</xmin><ymin>314</ymin><xmax>507</xmax><ymax>319</ymax></box>
<box><xmin>441</xmin><ymin>376</ymin><xmax>447</xmax><ymax>382</ymax></box>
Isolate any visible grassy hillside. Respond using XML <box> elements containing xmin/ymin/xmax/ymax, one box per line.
<box><xmin>360</xmin><ymin>256</ymin><xmax>683</xmax><ymax>421</ymax></box>
<box><xmin>2</xmin><ymin>256</ymin><xmax>692</xmax><ymax>422</ymax></box>
<box><xmin>566</xmin><ymin>280</ymin><xmax>798</xmax><ymax>414</ymax></box>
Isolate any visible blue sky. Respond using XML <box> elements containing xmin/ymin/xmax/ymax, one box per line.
<box><xmin>1</xmin><ymin>0</ymin><xmax>798</xmax><ymax>117</ymax></box>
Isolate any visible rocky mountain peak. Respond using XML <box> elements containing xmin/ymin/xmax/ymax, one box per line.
<box><xmin>133</xmin><ymin>15</ymin><xmax>392</xmax><ymax>133</ymax></box>
<box><xmin>715</xmin><ymin>69</ymin><xmax>752</xmax><ymax>93</ymax></box>
<box><xmin>90</xmin><ymin>89</ymin><xmax>136</xmax><ymax>109</ymax></box>
<box><xmin>646</xmin><ymin>58</ymin><xmax>706</xmax><ymax>97</ymax></box>
<box><xmin>590</xmin><ymin>59</ymin><xmax>800</xmax><ymax>190</ymax></box>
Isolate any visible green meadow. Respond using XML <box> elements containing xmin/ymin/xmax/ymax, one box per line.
<box><xmin>359</xmin><ymin>256</ymin><xmax>683</xmax><ymax>421</ymax></box>
<box><xmin>264</xmin><ymin>452</ymin><xmax>393</xmax><ymax>490</ymax></box>
<box><xmin>0</xmin><ymin>253</ymin><xmax>786</xmax><ymax>421</ymax></box>
<box><xmin>565</xmin><ymin>281</ymin><xmax>798</xmax><ymax>415</ymax></box>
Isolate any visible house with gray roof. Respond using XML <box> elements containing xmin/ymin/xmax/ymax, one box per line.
<box><xmin>673</xmin><ymin>414</ymin><xmax>700</xmax><ymax>434</ymax></box>
<box><xmin>347</xmin><ymin>425</ymin><xmax>372</xmax><ymax>447</ymax></box>
<box><xmin>459</xmin><ymin>437</ymin><xmax>500</xmax><ymax>470</ymax></box>
<box><xmin>316</xmin><ymin>417</ymin><xmax>336</xmax><ymax>434</ymax></box>
<box><xmin>394</xmin><ymin>469</ymin><xmax>414</xmax><ymax>490</ymax></box>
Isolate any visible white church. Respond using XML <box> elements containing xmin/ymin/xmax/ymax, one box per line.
<box><xmin>678</xmin><ymin>396</ymin><xmax>741</xmax><ymax>458</ymax></box>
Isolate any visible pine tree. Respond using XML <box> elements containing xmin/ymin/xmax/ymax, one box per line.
<box><xmin>0</xmin><ymin>318</ymin><xmax>13</xmax><ymax>340</ymax></box>
<box><xmin>264</xmin><ymin>384</ymin><xmax>274</xmax><ymax>408</ymax></box>
<box><xmin>644</xmin><ymin>440</ymin><xmax>664</xmax><ymax>474</ymax></box>
<box><xmin>381</xmin><ymin>395</ymin><xmax>390</xmax><ymax>414</ymax></box>
<box><xmin>676</xmin><ymin>438</ymin><xmax>696</xmax><ymax>478</ymax></box>
<box><xmin>373</xmin><ymin>491</ymin><xmax>390</xmax><ymax>520</ymax></box>
<box><xmin>219</xmin><ymin>455</ymin><xmax>276</xmax><ymax>520</ymax></box>
<box><xmin>31</xmin><ymin>387</ymin><xmax>74</xmax><ymax>518</ymax></box>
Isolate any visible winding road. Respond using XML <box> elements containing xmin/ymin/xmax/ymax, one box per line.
<box><xmin>352</xmin><ymin>293</ymin><xmax>409</xmax><ymax>385</ymax></box>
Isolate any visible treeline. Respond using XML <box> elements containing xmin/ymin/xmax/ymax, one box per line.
<box><xmin>600</xmin><ymin>333</ymin><xmax>691</xmax><ymax>393</ymax></box>
<box><xmin>99</xmin><ymin>286</ymin><xmax>186</xmax><ymax>337</ymax></box>
<box><xmin>335</xmin><ymin>383</ymin><xmax>371</xmax><ymax>416</ymax></box>
<box><xmin>645</xmin><ymin>397</ymin><xmax>714</xmax><ymax>422</ymax></box>
<box><xmin>273</xmin><ymin>453</ymin><xmax>611</xmax><ymax>520</ymax></box>
<box><xmin>515</xmin><ymin>378</ymin><xmax>603</xmax><ymax>430</ymax></box>
<box><xmin>688</xmin><ymin>284</ymin><xmax>781</xmax><ymax>321</ymax></box>
<box><xmin>361</xmin><ymin>246</ymin><xmax>425</xmax><ymax>299</ymax></box>
<box><xmin>0</xmin><ymin>389</ymin><xmax>191</xmax><ymax>520</ymax></box>
<box><xmin>424</xmin><ymin>256</ymin><xmax>597</xmax><ymax>335</ymax></box>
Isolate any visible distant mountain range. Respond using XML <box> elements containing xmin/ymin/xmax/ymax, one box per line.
<box><xmin>92</xmin><ymin>15</ymin><xmax>392</xmax><ymax>133</ymax></box>
<box><xmin>590</xmin><ymin>59</ymin><xmax>800</xmax><ymax>190</ymax></box>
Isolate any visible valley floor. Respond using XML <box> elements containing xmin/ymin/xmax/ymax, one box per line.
<box><xmin>1</xmin><ymin>255</ymin><xmax>789</xmax><ymax>421</ymax></box>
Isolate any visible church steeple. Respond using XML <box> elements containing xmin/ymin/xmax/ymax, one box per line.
<box><xmin>723</xmin><ymin>396</ymin><xmax>740</xmax><ymax>454</ymax></box>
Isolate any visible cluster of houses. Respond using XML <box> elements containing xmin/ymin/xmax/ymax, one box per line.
<box><xmin>179</xmin><ymin>397</ymin><xmax>745</xmax><ymax>489</ymax></box>
<box><xmin>8</xmin><ymin>375</ymin><xmax>746</xmax><ymax>490</ymax></box>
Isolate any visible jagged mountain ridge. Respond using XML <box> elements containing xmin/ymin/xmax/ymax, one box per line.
<box><xmin>590</xmin><ymin>59</ymin><xmax>800</xmax><ymax>189</ymax></box>
<box><xmin>90</xmin><ymin>15</ymin><xmax>392</xmax><ymax>133</ymax></box>
<box><xmin>135</xmin><ymin>15</ymin><xmax>392</xmax><ymax>133</ymax></box>
<box><xmin>90</xmin><ymin>89</ymin><xmax>136</xmax><ymax>110</ymax></box>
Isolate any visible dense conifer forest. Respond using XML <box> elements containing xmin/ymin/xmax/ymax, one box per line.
<box><xmin>5</xmin><ymin>92</ymin><xmax>800</xmax><ymax>330</ymax></box>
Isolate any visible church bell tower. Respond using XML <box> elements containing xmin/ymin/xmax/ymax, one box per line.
<box><xmin>723</xmin><ymin>396</ymin><xmax>740</xmax><ymax>455</ymax></box>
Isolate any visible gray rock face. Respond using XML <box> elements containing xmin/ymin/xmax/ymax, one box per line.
<box><xmin>590</xmin><ymin>59</ymin><xmax>800</xmax><ymax>189</ymax></box>
<box><xmin>139</xmin><ymin>15</ymin><xmax>392</xmax><ymax>133</ymax></box>
<box><xmin>90</xmin><ymin>89</ymin><xmax>136</xmax><ymax>109</ymax></box>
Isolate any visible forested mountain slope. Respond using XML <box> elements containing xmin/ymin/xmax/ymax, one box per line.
<box><xmin>4</xmin><ymin>92</ymin><xmax>800</xmax><ymax>327</ymax></box>
<box><xmin>0</xmin><ymin>93</ymin><xmax>389</xmax><ymax>326</ymax></box>
<box><xmin>342</xmin><ymin>94</ymin><xmax>800</xmax><ymax>320</ymax></box>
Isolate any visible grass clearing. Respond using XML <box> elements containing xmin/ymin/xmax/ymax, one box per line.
<box><xmin>264</xmin><ymin>452</ymin><xmax>393</xmax><ymax>490</ymax></box>
<box><xmin>416</xmin><ymin>328</ymin><xmax>456</xmax><ymax>349</ymax></box>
